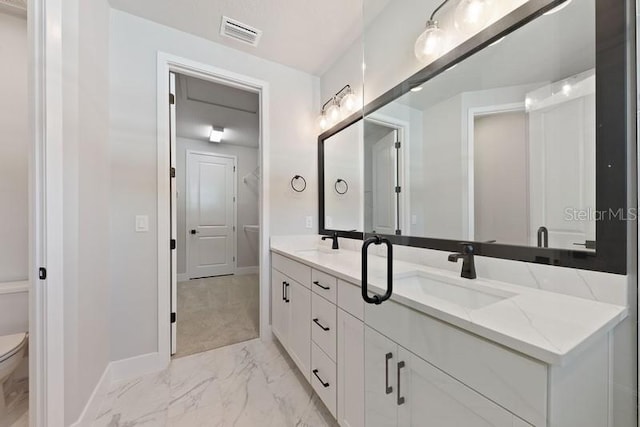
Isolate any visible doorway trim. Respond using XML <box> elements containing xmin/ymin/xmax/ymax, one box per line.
<box><xmin>157</xmin><ymin>52</ymin><xmax>270</xmax><ymax>363</ymax></box>
<box><xmin>365</xmin><ymin>113</ymin><xmax>411</xmax><ymax>235</ymax></box>
<box><xmin>466</xmin><ymin>102</ymin><xmax>525</xmax><ymax>241</ymax></box>
<box><xmin>30</xmin><ymin>0</ymin><xmax>65</xmax><ymax>424</ymax></box>
<box><xmin>185</xmin><ymin>150</ymin><xmax>238</xmax><ymax>279</ymax></box>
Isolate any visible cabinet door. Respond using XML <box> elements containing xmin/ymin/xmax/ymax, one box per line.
<box><xmin>364</xmin><ymin>326</ymin><xmax>398</xmax><ymax>427</ymax></box>
<box><xmin>271</xmin><ymin>269</ymin><xmax>289</xmax><ymax>346</ymax></box>
<box><xmin>288</xmin><ymin>279</ymin><xmax>311</xmax><ymax>381</ymax></box>
<box><xmin>337</xmin><ymin>309</ymin><xmax>364</xmax><ymax>427</ymax></box>
<box><xmin>397</xmin><ymin>347</ymin><xmax>515</xmax><ymax>427</ymax></box>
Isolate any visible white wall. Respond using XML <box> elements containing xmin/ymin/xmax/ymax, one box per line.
<box><xmin>61</xmin><ymin>0</ymin><xmax>112</xmax><ymax>423</ymax></box>
<box><xmin>109</xmin><ymin>10</ymin><xmax>320</xmax><ymax>361</ymax></box>
<box><xmin>0</xmin><ymin>12</ymin><xmax>28</xmax><ymax>283</ymax></box>
<box><xmin>176</xmin><ymin>138</ymin><xmax>259</xmax><ymax>273</ymax></box>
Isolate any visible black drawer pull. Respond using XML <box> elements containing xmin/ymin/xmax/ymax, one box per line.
<box><xmin>313</xmin><ymin>318</ymin><xmax>330</xmax><ymax>331</ymax></box>
<box><xmin>285</xmin><ymin>282</ymin><xmax>290</xmax><ymax>303</ymax></box>
<box><xmin>282</xmin><ymin>281</ymin><xmax>286</xmax><ymax>301</ymax></box>
<box><xmin>313</xmin><ymin>369</ymin><xmax>330</xmax><ymax>388</ymax></box>
<box><xmin>385</xmin><ymin>352</ymin><xmax>393</xmax><ymax>394</ymax></box>
<box><xmin>397</xmin><ymin>360</ymin><xmax>405</xmax><ymax>405</ymax></box>
<box><xmin>313</xmin><ymin>280</ymin><xmax>330</xmax><ymax>290</ymax></box>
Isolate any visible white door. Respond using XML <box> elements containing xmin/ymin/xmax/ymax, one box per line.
<box><xmin>372</xmin><ymin>132</ymin><xmax>398</xmax><ymax>235</ymax></box>
<box><xmin>169</xmin><ymin>72</ymin><xmax>178</xmax><ymax>354</ymax></box>
<box><xmin>364</xmin><ymin>326</ymin><xmax>398</xmax><ymax>427</ymax></box>
<box><xmin>396</xmin><ymin>348</ymin><xmax>516</xmax><ymax>427</ymax></box>
<box><xmin>271</xmin><ymin>269</ymin><xmax>289</xmax><ymax>345</ymax></box>
<box><xmin>337</xmin><ymin>309</ymin><xmax>365</xmax><ymax>427</ymax></box>
<box><xmin>287</xmin><ymin>279</ymin><xmax>311</xmax><ymax>381</ymax></box>
<box><xmin>187</xmin><ymin>152</ymin><xmax>236</xmax><ymax>278</ymax></box>
<box><xmin>528</xmin><ymin>73</ymin><xmax>596</xmax><ymax>250</ymax></box>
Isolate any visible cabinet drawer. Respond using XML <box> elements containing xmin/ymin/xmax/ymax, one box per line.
<box><xmin>366</xmin><ymin>299</ymin><xmax>547</xmax><ymax>426</ymax></box>
<box><xmin>312</xmin><ymin>292</ymin><xmax>337</xmax><ymax>360</ymax></box>
<box><xmin>272</xmin><ymin>252</ymin><xmax>311</xmax><ymax>289</ymax></box>
<box><xmin>338</xmin><ymin>279</ymin><xmax>364</xmax><ymax>320</ymax></box>
<box><xmin>311</xmin><ymin>342</ymin><xmax>337</xmax><ymax>418</ymax></box>
<box><xmin>311</xmin><ymin>269</ymin><xmax>337</xmax><ymax>303</ymax></box>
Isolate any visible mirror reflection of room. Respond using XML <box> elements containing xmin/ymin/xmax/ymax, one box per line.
<box><xmin>363</xmin><ymin>0</ymin><xmax>596</xmax><ymax>251</ymax></box>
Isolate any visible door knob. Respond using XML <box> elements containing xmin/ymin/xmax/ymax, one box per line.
<box><xmin>190</xmin><ymin>229</ymin><xmax>198</xmax><ymax>235</ymax></box>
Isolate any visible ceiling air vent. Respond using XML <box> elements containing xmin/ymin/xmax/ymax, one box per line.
<box><xmin>220</xmin><ymin>16</ymin><xmax>262</xmax><ymax>47</ymax></box>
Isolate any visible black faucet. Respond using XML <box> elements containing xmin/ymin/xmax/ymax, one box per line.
<box><xmin>448</xmin><ymin>243</ymin><xmax>476</xmax><ymax>279</ymax></box>
<box><xmin>322</xmin><ymin>232</ymin><xmax>339</xmax><ymax>250</ymax></box>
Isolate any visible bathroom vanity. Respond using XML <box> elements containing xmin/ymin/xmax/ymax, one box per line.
<box><xmin>270</xmin><ymin>237</ymin><xmax>627</xmax><ymax>427</ymax></box>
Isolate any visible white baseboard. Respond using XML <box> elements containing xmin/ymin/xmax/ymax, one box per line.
<box><xmin>109</xmin><ymin>351</ymin><xmax>168</xmax><ymax>383</ymax></box>
<box><xmin>235</xmin><ymin>266</ymin><xmax>259</xmax><ymax>276</ymax></box>
<box><xmin>177</xmin><ymin>273</ymin><xmax>189</xmax><ymax>282</ymax></box>
<box><xmin>69</xmin><ymin>363</ymin><xmax>112</xmax><ymax>427</ymax></box>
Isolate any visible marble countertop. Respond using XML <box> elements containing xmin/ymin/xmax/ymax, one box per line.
<box><xmin>270</xmin><ymin>238</ymin><xmax>627</xmax><ymax>366</ymax></box>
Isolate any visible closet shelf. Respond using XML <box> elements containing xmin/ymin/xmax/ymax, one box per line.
<box><xmin>243</xmin><ymin>225</ymin><xmax>259</xmax><ymax>232</ymax></box>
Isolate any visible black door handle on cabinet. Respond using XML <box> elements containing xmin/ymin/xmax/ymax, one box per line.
<box><xmin>313</xmin><ymin>369</ymin><xmax>330</xmax><ymax>388</ymax></box>
<box><xmin>285</xmin><ymin>282</ymin><xmax>290</xmax><ymax>303</ymax></box>
<box><xmin>313</xmin><ymin>281</ymin><xmax>330</xmax><ymax>290</ymax></box>
<box><xmin>313</xmin><ymin>318</ymin><xmax>330</xmax><ymax>331</ymax></box>
<box><xmin>397</xmin><ymin>361</ymin><xmax>405</xmax><ymax>405</ymax></box>
<box><xmin>362</xmin><ymin>236</ymin><xmax>393</xmax><ymax>305</ymax></box>
<box><xmin>385</xmin><ymin>352</ymin><xmax>393</xmax><ymax>394</ymax></box>
<box><xmin>282</xmin><ymin>281</ymin><xmax>286</xmax><ymax>301</ymax></box>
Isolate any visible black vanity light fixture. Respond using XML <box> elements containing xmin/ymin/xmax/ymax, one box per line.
<box><xmin>414</xmin><ymin>0</ymin><xmax>571</xmax><ymax>63</ymax></box>
<box><xmin>415</xmin><ymin>0</ymin><xmax>495</xmax><ymax>63</ymax></box>
<box><xmin>318</xmin><ymin>85</ymin><xmax>359</xmax><ymax>131</ymax></box>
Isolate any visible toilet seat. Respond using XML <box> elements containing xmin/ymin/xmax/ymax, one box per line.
<box><xmin>0</xmin><ymin>333</ymin><xmax>26</xmax><ymax>364</ymax></box>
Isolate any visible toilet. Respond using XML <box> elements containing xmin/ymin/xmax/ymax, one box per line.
<box><xmin>0</xmin><ymin>333</ymin><xmax>27</xmax><ymax>418</ymax></box>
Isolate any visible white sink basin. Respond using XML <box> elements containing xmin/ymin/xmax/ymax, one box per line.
<box><xmin>393</xmin><ymin>271</ymin><xmax>515</xmax><ymax>310</ymax></box>
<box><xmin>296</xmin><ymin>247</ymin><xmax>341</xmax><ymax>256</ymax></box>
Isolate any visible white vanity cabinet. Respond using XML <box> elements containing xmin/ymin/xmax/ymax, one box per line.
<box><xmin>364</xmin><ymin>325</ymin><xmax>528</xmax><ymax>427</ymax></box>
<box><xmin>270</xmin><ymin>249</ymin><xmax>614</xmax><ymax>427</ymax></box>
<box><xmin>337</xmin><ymin>308</ymin><xmax>365</xmax><ymax>427</ymax></box>
<box><xmin>271</xmin><ymin>253</ymin><xmax>311</xmax><ymax>381</ymax></box>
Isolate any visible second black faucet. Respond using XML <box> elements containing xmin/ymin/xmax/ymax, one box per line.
<box><xmin>448</xmin><ymin>243</ymin><xmax>476</xmax><ymax>279</ymax></box>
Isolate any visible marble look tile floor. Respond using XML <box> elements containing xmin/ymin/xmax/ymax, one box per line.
<box><xmin>3</xmin><ymin>376</ymin><xmax>29</xmax><ymax>427</ymax></box>
<box><xmin>175</xmin><ymin>274</ymin><xmax>259</xmax><ymax>358</ymax></box>
<box><xmin>93</xmin><ymin>338</ymin><xmax>338</xmax><ymax>427</ymax></box>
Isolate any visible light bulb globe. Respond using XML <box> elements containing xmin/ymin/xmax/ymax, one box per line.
<box><xmin>341</xmin><ymin>92</ymin><xmax>358</xmax><ymax>113</ymax></box>
<box><xmin>414</xmin><ymin>20</ymin><xmax>444</xmax><ymax>63</ymax></box>
<box><xmin>326</xmin><ymin>102</ymin><xmax>340</xmax><ymax>124</ymax></box>
<box><xmin>318</xmin><ymin>114</ymin><xmax>328</xmax><ymax>131</ymax></box>
<box><xmin>454</xmin><ymin>0</ymin><xmax>494</xmax><ymax>33</ymax></box>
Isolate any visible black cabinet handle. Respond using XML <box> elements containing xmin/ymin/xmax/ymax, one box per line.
<box><xmin>313</xmin><ymin>318</ymin><xmax>330</xmax><ymax>331</ymax></box>
<box><xmin>285</xmin><ymin>282</ymin><xmax>290</xmax><ymax>303</ymax></box>
<box><xmin>313</xmin><ymin>280</ymin><xmax>330</xmax><ymax>290</ymax></box>
<box><xmin>362</xmin><ymin>236</ymin><xmax>393</xmax><ymax>305</ymax></box>
<box><xmin>313</xmin><ymin>369</ymin><xmax>330</xmax><ymax>388</ymax></box>
<box><xmin>282</xmin><ymin>281</ymin><xmax>286</xmax><ymax>301</ymax></box>
<box><xmin>397</xmin><ymin>361</ymin><xmax>405</xmax><ymax>405</ymax></box>
<box><xmin>385</xmin><ymin>352</ymin><xmax>393</xmax><ymax>394</ymax></box>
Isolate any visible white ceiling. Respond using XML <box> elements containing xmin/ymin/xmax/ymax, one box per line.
<box><xmin>108</xmin><ymin>0</ymin><xmax>385</xmax><ymax>75</ymax></box>
<box><xmin>176</xmin><ymin>74</ymin><xmax>260</xmax><ymax>148</ymax></box>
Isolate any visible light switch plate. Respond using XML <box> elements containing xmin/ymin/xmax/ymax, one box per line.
<box><xmin>305</xmin><ymin>216</ymin><xmax>313</xmax><ymax>229</ymax></box>
<box><xmin>136</xmin><ymin>215</ymin><xmax>149</xmax><ymax>232</ymax></box>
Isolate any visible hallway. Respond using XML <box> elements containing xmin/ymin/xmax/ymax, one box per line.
<box><xmin>175</xmin><ymin>275</ymin><xmax>260</xmax><ymax>358</ymax></box>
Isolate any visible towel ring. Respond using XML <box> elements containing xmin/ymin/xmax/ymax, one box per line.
<box><xmin>335</xmin><ymin>179</ymin><xmax>348</xmax><ymax>195</ymax></box>
<box><xmin>291</xmin><ymin>175</ymin><xmax>307</xmax><ymax>193</ymax></box>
